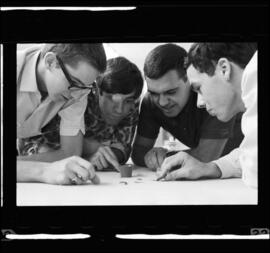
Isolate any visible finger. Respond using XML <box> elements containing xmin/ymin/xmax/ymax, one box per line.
<box><xmin>72</xmin><ymin>156</ymin><xmax>100</xmax><ymax>184</ymax></box>
<box><xmin>102</xmin><ymin>146</ymin><xmax>120</xmax><ymax>170</ymax></box>
<box><xmin>90</xmin><ymin>174</ymin><xmax>101</xmax><ymax>185</ymax></box>
<box><xmin>71</xmin><ymin>156</ymin><xmax>95</xmax><ymax>173</ymax></box>
<box><xmin>103</xmin><ymin>146</ymin><xmax>118</xmax><ymax>161</ymax></box>
<box><xmin>164</xmin><ymin>169</ymin><xmax>189</xmax><ymax>181</ymax></box>
<box><xmin>91</xmin><ymin>159</ymin><xmax>101</xmax><ymax>171</ymax></box>
<box><xmin>144</xmin><ymin>153</ymin><xmax>154</xmax><ymax>170</ymax></box>
<box><xmin>158</xmin><ymin>152</ymin><xmax>186</xmax><ymax>180</ymax></box>
<box><xmin>66</xmin><ymin>169</ymin><xmax>84</xmax><ymax>185</ymax></box>
<box><xmin>68</xmin><ymin>162</ymin><xmax>89</xmax><ymax>182</ymax></box>
<box><xmin>157</xmin><ymin>150</ymin><xmax>166</xmax><ymax>168</ymax></box>
<box><xmin>147</xmin><ymin>149</ymin><xmax>158</xmax><ymax>168</ymax></box>
<box><xmin>66</xmin><ymin>161</ymin><xmax>86</xmax><ymax>183</ymax></box>
<box><xmin>95</xmin><ymin>158</ymin><xmax>103</xmax><ymax>171</ymax></box>
<box><xmin>147</xmin><ymin>149</ymin><xmax>160</xmax><ymax>170</ymax></box>
<box><xmin>82</xmin><ymin>162</ymin><xmax>100</xmax><ymax>184</ymax></box>
<box><xmin>86</xmin><ymin>164</ymin><xmax>100</xmax><ymax>183</ymax></box>
<box><xmin>100</xmin><ymin>147</ymin><xmax>120</xmax><ymax>171</ymax></box>
<box><xmin>154</xmin><ymin>149</ymin><xmax>164</xmax><ymax>169</ymax></box>
<box><xmin>98</xmin><ymin>153</ymin><xmax>109</xmax><ymax>168</ymax></box>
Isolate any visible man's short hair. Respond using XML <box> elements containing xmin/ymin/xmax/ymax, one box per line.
<box><xmin>143</xmin><ymin>43</ymin><xmax>188</xmax><ymax>81</ymax></box>
<box><xmin>97</xmin><ymin>56</ymin><xmax>144</xmax><ymax>99</ymax></box>
<box><xmin>187</xmin><ymin>43</ymin><xmax>257</xmax><ymax>76</ymax></box>
<box><xmin>41</xmin><ymin>43</ymin><xmax>107</xmax><ymax>73</ymax></box>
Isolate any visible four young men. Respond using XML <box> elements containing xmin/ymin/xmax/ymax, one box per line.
<box><xmin>16</xmin><ymin>43</ymin><xmax>258</xmax><ymax>188</ymax></box>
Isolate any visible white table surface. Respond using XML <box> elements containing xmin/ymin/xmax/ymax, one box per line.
<box><xmin>17</xmin><ymin>167</ymin><xmax>258</xmax><ymax>206</ymax></box>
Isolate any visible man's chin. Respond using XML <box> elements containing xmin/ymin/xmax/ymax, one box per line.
<box><xmin>105</xmin><ymin>117</ymin><xmax>121</xmax><ymax>126</ymax></box>
<box><xmin>218</xmin><ymin>112</ymin><xmax>236</xmax><ymax>122</ymax></box>
<box><xmin>162</xmin><ymin>109</ymin><xmax>178</xmax><ymax>118</ymax></box>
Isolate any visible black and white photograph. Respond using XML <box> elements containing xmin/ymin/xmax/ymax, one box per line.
<box><xmin>15</xmin><ymin>42</ymin><xmax>258</xmax><ymax>206</ymax></box>
<box><xmin>1</xmin><ymin>2</ymin><xmax>269</xmax><ymax>251</ymax></box>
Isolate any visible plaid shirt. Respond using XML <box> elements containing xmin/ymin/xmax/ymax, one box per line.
<box><xmin>84</xmin><ymin>85</ymin><xmax>140</xmax><ymax>163</ymax></box>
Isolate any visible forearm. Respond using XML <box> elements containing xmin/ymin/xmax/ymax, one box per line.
<box><xmin>110</xmin><ymin>147</ymin><xmax>126</xmax><ymax>164</ymax></box>
<box><xmin>212</xmin><ymin>148</ymin><xmax>242</xmax><ymax>178</ymax></box>
<box><xmin>187</xmin><ymin>139</ymin><xmax>228</xmax><ymax>162</ymax></box>
<box><xmin>17</xmin><ymin>160</ymin><xmax>48</xmax><ymax>182</ymax></box>
<box><xmin>17</xmin><ymin>148</ymin><xmax>76</xmax><ymax>163</ymax></box>
<box><xmin>203</xmin><ymin>162</ymin><xmax>222</xmax><ymax>179</ymax></box>
<box><xmin>83</xmin><ymin>137</ymin><xmax>102</xmax><ymax>157</ymax></box>
<box><xmin>131</xmin><ymin>145</ymin><xmax>150</xmax><ymax>167</ymax></box>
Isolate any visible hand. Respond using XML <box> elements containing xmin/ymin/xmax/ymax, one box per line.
<box><xmin>156</xmin><ymin>151</ymin><xmax>222</xmax><ymax>181</ymax></box>
<box><xmin>42</xmin><ymin>156</ymin><xmax>100</xmax><ymax>185</ymax></box>
<box><xmin>89</xmin><ymin>145</ymin><xmax>120</xmax><ymax>171</ymax></box>
<box><xmin>144</xmin><ymin>147</ymin><xmax>168</xmax><ymax>171</ymax></box>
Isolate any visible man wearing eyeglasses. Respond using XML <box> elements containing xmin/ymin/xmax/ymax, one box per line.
<box><xmin>82</xmin><ymin>57</ymin><xmax>144</xmax><ymax>171</ymax></box>
<box><xmin>17</xmin><ymin>43</ymin><xmax>107</xmax><ymax>168</ymax></box>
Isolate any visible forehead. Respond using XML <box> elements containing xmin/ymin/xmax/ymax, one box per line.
<box><xmin>146</xmin><ymin>69</ymin><xmax>183</xmax><ymax>93</ymax></box>
<box><xmin>104</xmin><ymin>91</ymin><xmax>136</xmax><ymax>101</ymax></box>
<box><xmin>66</xmin><ymin>60</ymin><xmax>99</xmax><ymax>84</ymax></box>
<box><xmin>186</xmin><ymin>65</ymin><xmax>204</xmax><ymax>83</ymax></box>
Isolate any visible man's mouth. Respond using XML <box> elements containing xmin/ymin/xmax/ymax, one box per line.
<box><xmin>207</xmin><ymin>109</ymin><xmax>216</xmax><ymax>116</ymax></box>
<box><xmin>161</xmin><ymin>105</ymin><xmax>175</xmax><ymax>112</ymax></box>
<box><xmin>111</xmin><ymin>114</ymin><xmax>122</xmax><ymax>119</ymax></box>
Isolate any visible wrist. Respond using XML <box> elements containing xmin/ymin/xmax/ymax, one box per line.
<box><xmin>205</xmin><ymin>162</ymin><xmax>222</xmax><ymax>179</ymax></box>
<box><xmin>39</xmin><ymin>163</ymin><xmax>51</xmax><ymax>183</ymax></box>
<box><xmin>165</xmin><ymin>150</ymin><xmax>179</xmax><ymax>158</ymax></box>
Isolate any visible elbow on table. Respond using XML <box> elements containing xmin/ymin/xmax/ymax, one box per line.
<box><xmin>131</xmin><ymin>150</ymin><xmax>145</xmax><ymax>167</ymax></box>
<box><xmin>61</xmin><ymin>147</ymin><xmax>82</xmax><ymax>159</ymax></box>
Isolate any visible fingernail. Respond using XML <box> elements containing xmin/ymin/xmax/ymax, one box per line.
<box><xmin>91</xmin><ymin>175</ymin><xmax>100</xmax><ymax>185</ymax></box>
<box><xmin>165</xmin><ymin>175</ymin><xmax>171</xmax><ymax>181</ymax></box>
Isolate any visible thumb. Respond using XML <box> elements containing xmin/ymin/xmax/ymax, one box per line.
<box><xmin>72</xmin><ymin>156</ymin><xmax>94</xmax><ymax>171</ymax></box>
<box><xmin>159</xmin><ymin>152</ymin><xmax>186</xmax><ymax>178</ymax></box>
<box><xmin>72</xmin><ymin>156</ymin><xmax>100</xmax><ymax>184</ymax></box>
<box><xmin>164</xmin><ymin>168</ymin><xmax>189</xmax><ymax>181</ymax></box>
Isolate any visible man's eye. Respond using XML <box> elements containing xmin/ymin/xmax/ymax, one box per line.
<box><xmin>125</xmin><ymin>99</ymin><xmax>135</xmax><ymax>104</ymax></box>
<box><xmin>105</xmin><ymin>94</ymin><xmax>113</xmax><ymax>99</ymax></box>
<box><xmin>150</xmin><ymin>92</ymin><xmax>158</xmax><ymax>97</ymax></box>
<box><xmin>192</xmin><ymin>86</ymin><xmax>200</xmax><ymax>93</ymax></box>
<box><xmin>166</xmin><ymin>90</ymin><xmax>176</xmax><ymax>95</ymax></box>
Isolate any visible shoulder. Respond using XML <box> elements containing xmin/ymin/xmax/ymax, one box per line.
<box><xmin>140</xmin><ymin>93</ymin><xmax>156</xmax><ymax>111</ymax></box>
<box><xmin>244</xmin><ymin>51</ymin><xmax>257</xmax><ymax>75</ymax></box>
<box><xmin>17</xmin><ymin>45</ymin><xmax>43</xmax><ymax>83</ymax></box>
<box><xmin>241</xmin><ymin>52</ymin><xmax>258</xmax><ymax>103</ymax></box>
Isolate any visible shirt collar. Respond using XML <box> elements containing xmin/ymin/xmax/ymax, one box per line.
<box><xmin>19</xmin><ymin>49</ymin><xmax>41</xmax><ymax>93</ymax></box>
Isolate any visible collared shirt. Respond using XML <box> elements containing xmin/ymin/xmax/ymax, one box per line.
<box><xmin>17</xmin><ymin>45</ymin><xmax>89</xmax><ymax>140</ymax></box>
<box><xmin>213</xmin><ymin>51</ymin><xmax>258</xmax><ymax>188</ymax></box>
<box><xmin>137</xmin><ymin>91</ymin><xmax>237</xmax><ymax>149</ymax></box>
<box><xmin>84</xmin><ymin>84</ymin><xmax>140</xmax><ymax>164</ymax></box>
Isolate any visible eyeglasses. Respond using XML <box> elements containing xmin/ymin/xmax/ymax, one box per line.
<box><xmin>56</xmin><ymin>55</ymin><xmax>94</xmax><ymax>90</ymax></box>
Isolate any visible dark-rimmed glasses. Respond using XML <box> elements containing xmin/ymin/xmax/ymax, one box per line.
<box><xmin>56</xmin><ymin>55</ymin><xmax>94</xmax><ymax>90</ymax></box>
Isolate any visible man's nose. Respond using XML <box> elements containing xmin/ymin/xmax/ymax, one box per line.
<box><xmin>158</xmin><ymin>94</ymin><xmax>168</xmax><ymax>107</ymax></box>
<box><xmin>114</xmin><ymin>101</ymin><xmax>124</xmax><ymax>114</ymax></box>
<box><xmin>197</xmin><ymin>94</ymin><xmax>206</xmax><ymax>108</ymax></box>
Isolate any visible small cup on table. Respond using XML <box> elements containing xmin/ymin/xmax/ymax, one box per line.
<box><xmin>119</xmin><ymin>164</ymin><xmax>133</xmax><ymax>178</ymax></box>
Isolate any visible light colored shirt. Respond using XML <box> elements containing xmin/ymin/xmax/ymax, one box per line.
<box><xmin>213</xmin><ymin>51</ymin><xmax>258</xmax><ymax>188</ymax></box>
<box><xmin>17</xmin><ymin>45</ymin><xmax>89</xmax><ymax>139</ymax></box>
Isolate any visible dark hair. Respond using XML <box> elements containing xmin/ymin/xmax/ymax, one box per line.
<box><xmin>143</xmin><ymin>43</ymin><xmax>188</xmax><ymax>81</ymax></box>
<box><xmin>187</xmin><ymin>43</ymin><xmax>257</xmax><ymax>76</ymax></box>
<box><xmin>97</xmin><ymin>56</ymin><xmax>144</xmax><ymax>99</ymax></box>
<box><xmin>41</xmin><ymin>43</ymin><xmax>107</xmax><ymax>73</ymax></box>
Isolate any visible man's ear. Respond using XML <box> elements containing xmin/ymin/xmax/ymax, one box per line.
<box><xmin>217</xmin><ymin>58</ymin><xmax>231</xmax><ymax>81</ymax></box>
<box><xmin>44</xmin><ymin>52</ymin><xmax>58</xmax><ymax>70</ymax></box>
